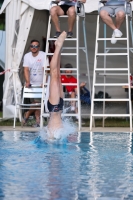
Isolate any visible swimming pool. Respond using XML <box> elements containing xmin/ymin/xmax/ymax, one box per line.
<box><xmin>0</xmin><ymin>131</ymin><xmax>133</xmax><ymax>200</ymax></box>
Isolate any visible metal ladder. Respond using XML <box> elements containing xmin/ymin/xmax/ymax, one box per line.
<box><xmin>40</xmin><ymin>1</ymin><xmax>91</xmax><ymax>130</ymax></box>
<box><xmin>90</xmin><ymin>1</ymin><xmax>133</xmax><ymax>131</ymax></box>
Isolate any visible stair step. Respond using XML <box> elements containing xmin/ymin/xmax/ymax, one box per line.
<box><xmin>98</xmin><ymin>73</ymin><xmax>129</xmax><ymax>76</ymax></box>
<box><xmin>95</xmin><ymin>68</ymin><xmax>128</xmax><ymax>71</ymax></box>
<box><xmin>64</xmin><ymin>98</ymin><xmax>78</xmax><ymax>101</ymax></box>
<box><xmin>62</xmin><ymin>83</ymin><xmax>77</xmax><ymax>86</ymax></box>
<box><xmin>93</xmin><ymin>98</ymin><xmax>130</xmax><ymax>101</ymax></box>
<box><xmin>48</xmin><ymin>38</ymin><xmax>77</xmax><ymax>41</ymax></box>
<box><xmin>97</xmin><ymin>38</ymin><xmax>127</xmax><ymax>41</ymax></box>
<box><xmin>96</xmin><ymin>53</ymin><xmax>128</xmax><ymax>56</ymax></box>
<box><xmin>63</xmin><ymin>47</ymin><xmax>85</xmax><ymax>50</ymax></box>
<box><xmin>94</xmin><ymin>83</ymin><xmax>129</xmax><ymax>86</ymax></box>
<box><xmin>47</xmin><ymin>53</ymin><xmax>77</xmax><ymax>56</ymax></box>
<box><xmin>92</xmin><ymin>114</ymin><xmax>130</xmax><ymax>117</ymax></box>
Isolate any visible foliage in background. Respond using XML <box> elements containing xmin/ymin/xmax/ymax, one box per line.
<box><xmin>0</xmin><ymin>115</ymin><xmax>131</xmax><ymax>127</ymax></box>
<box><xmin>0</xmin><ymin>0</ymin><xmax>4</xmax><ymax>9</ymax></box>
<box><xmin>0</xmin><ymin>12</ymin><xmax>5</xmax><ymax>31</ymax></box>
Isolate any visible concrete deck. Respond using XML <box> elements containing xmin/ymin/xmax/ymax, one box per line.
<box><xmin>0</xmin><ymin>126</ymin><xmax>132</xmax><ymax>133</ymax></box>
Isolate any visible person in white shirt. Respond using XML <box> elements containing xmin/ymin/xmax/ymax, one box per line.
<box><xmin>23</xmin><ymin>39</ymin><xmax>49</xmax><ymax>127</ymax></box>
<box><xmin>50</xmin><ymin>0</ymin><xmax>86</xmax><ymax>38</ymax></box>
<box><xmin>99</xmin><ymin>0</ymin><xmax>132</xmax><ymax>44</ymax></box>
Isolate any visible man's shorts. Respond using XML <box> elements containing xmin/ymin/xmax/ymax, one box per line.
<box><xmin>47</xmin><ymin>98</ymin><xmax>64</xmax><ymax>112</ymax></box>
<box><xmin>60</xmin><ymin>5</ymin><xmax>73</xmax><ymax>15</ymax></box>
<box><xmin>100</xmin><ymin>5</ymin><xmax>131</xmax><ymax>16</ymax></box>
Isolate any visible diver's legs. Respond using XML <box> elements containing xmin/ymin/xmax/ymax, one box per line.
<box><xmin>49</xmin><ymin>31</ymin><xmax>67</xmax><ymax>104</ymax></box>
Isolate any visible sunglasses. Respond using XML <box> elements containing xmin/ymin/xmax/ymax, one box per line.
<box><xmin>30</xmin><ymin>45</ymin><xmax>39</xmax><ymax>49</ymax></box>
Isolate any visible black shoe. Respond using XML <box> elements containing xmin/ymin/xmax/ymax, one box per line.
<box><xmin>67</xmin><ymin>32</ymin><xmax>73</xmax><ymax>38</ymax></box>
<box><xmin>54</xmin><ymin>31</ymin><xmax>61</xmax><ymax>38</ymax></box>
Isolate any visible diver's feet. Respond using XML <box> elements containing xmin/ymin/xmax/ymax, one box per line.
<box><xmin>55</xmin><ymin>31</ymin><xmax>67</xmax><ymax>49</ymax></box>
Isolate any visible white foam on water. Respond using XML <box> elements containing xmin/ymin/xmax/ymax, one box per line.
<box><xmin>39</xmin><ymin>118</ymin><xmax>77</xmax><ymax>143</ymax></box>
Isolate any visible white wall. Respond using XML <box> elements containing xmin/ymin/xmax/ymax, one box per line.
<box><xmin>0</xmin><ymin>30</ymin><xmax>5</xmax><ymax>69</ymax></box>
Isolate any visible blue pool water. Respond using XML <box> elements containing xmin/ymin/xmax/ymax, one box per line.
<box><xmin>0</xmin><ymin>131</ymin><xmax>133</xmax><ymax>200</ymax></box>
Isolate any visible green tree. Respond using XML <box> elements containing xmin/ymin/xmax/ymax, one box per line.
<box><xmin>0</xmin><ymin>15</ymin><xmax>5</xmax><ymax>30</ymax></box>
<box><xmin>0</xmin><ymin>0</ymin><xmax>4</xmax><ymax>8</ymax></box>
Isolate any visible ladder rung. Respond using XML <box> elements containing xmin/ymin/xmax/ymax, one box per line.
<box><xmin>92</xmin><ymin>114</ymin><xmax>130</xmax><ymax>117</ymax></box>
<box><xmin>64</xmin><ymin>98</ymin><xmax>78</xmax><ymax>101</ymax></box>
<box><xmin>106</xmin><ymin>47</ymin><xmax>132</xmax><ymax>50</ymax></box>
<box><xmin>93</xmin><ymin>98</ymin><xmax>130</xmax><ymax>101</ymax></box>
<box><xmin>48</xmin><ymin>38</ymin><xmax>77</xmax><ymax>41</ymax></box>
<box><xmin>97</xmin><ymin>38</ymin><xmax>128</xmax><ymax>41</ymax></box>
<box><xmin>96</xmin><ymin>53</ymin><xmax>128</xmax><ymax>56</ymax></box>
<box><xmin>63</xmin><ymin>47</ymin><xmax>85</xmax><ymax>50</ymax></box>
<box><xmin>94</xmin><ymin>83</ymin><xmax>129</xmax><ymax>86</ymax></box>
<box><xmin>59</xmin><ymin>15</ymin><xmax>68</xmax><ymax>18</ymax></box>
<box><xmin>98</xmin><ymin>73</ymin><xmax>128</xmax><ymax>76</ymax></box>
<box><xmin>95</xmin><ymin>68</ymin><xmax>128</xmax><ymax>71</ymax></box>
<box><xmin>47</xmin><ymin>53</ymin><xmax>77</xmax><ymax>56</ymax></box>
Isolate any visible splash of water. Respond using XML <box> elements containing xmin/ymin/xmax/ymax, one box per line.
<box><xmin>38</xmin><ymin>117</ymin><xmax>77</xmax><ymax>143</ymax></box>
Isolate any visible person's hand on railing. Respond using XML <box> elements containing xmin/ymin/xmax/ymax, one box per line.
<box><xmin>25</xmin><ymin>82</ymin><xmax>31</xmax><ymax>88</ymax></box>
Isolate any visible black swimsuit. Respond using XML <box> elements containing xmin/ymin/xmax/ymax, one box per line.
<box><xmin>47</xmin><ymin>98</ymin><xmax>64</xmax><ymax>112</ymax></box>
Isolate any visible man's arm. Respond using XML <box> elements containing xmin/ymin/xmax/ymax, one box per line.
<box><xmin>24</xmin><ymin>67</ymin><xmax>30</xmax><ymax>87</ymax></box>
<box><xmin>80</xmin><ymin>82</ymin><xmax>86</xmax><ymax>88</ymax></box>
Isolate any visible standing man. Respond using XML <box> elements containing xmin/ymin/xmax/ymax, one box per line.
<box><xmin>50</xmin><ymin>0</ymin><xmax>86</xmax><ymax>38</ymax></box>
<box><xmin>99</xmin><ymin>0</ymin><xmax>132</xmax><ymax>44</ymax></box>
<box><xmin>23</xmin><ymin>39</ymin><xmax>49</xmax><ymax>127</ymax></box>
